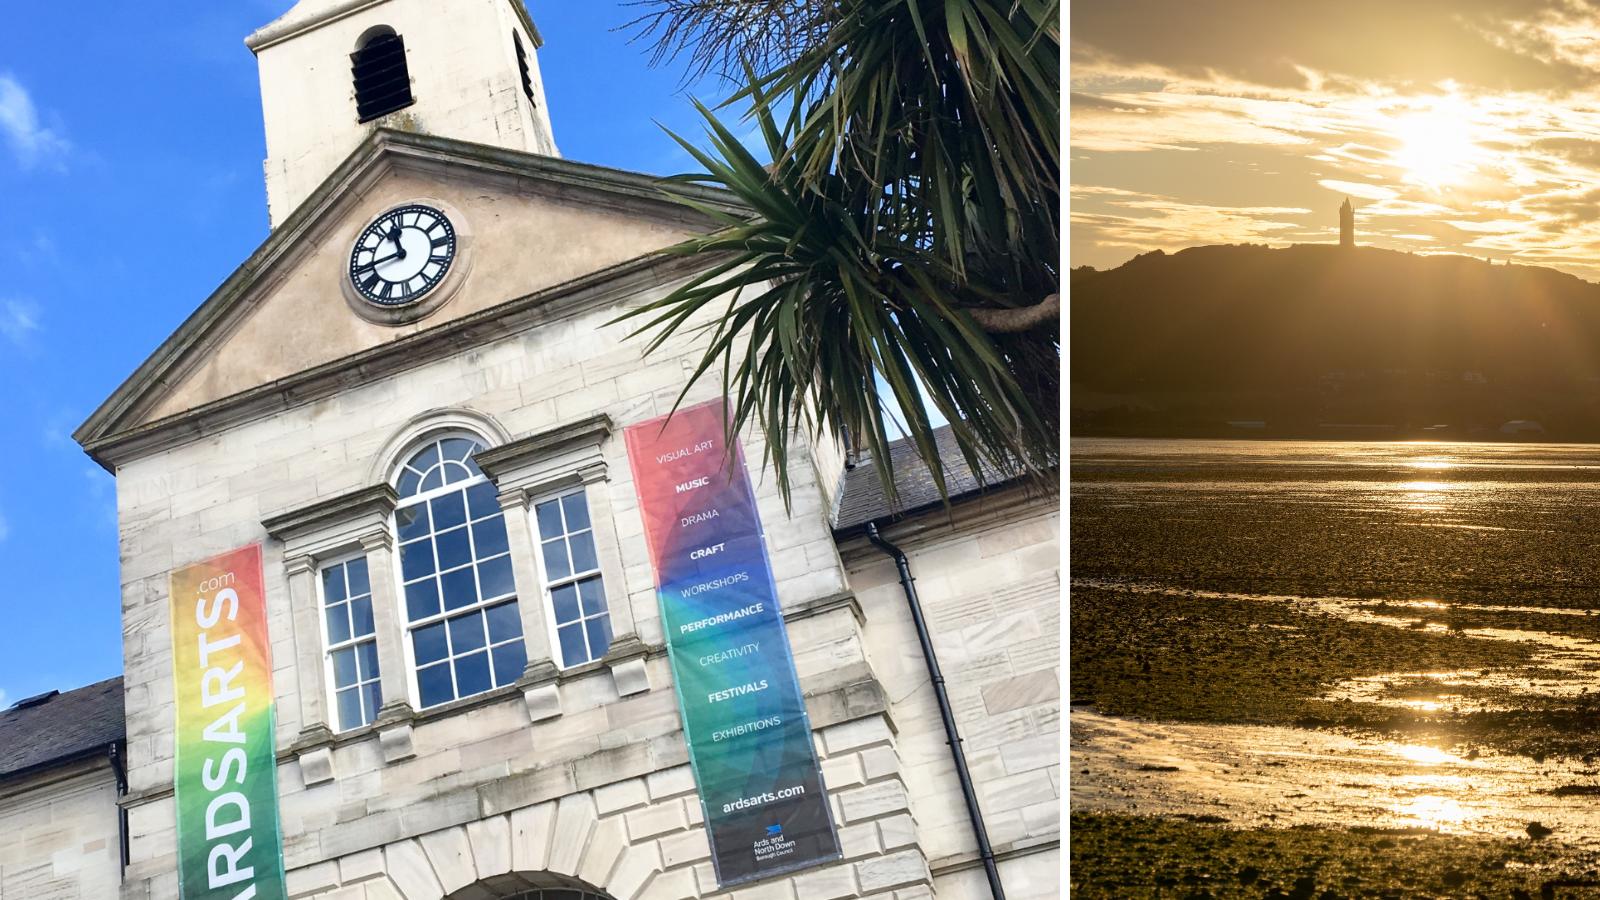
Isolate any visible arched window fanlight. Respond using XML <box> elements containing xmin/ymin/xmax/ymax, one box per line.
<box><xmin>351</xmin><ymin>28</ymin><xmax>414</xmax><ymax>123</ymax></box>
<box><xmin>394</xmin><ymin>435</ymin><xmax>527</xmax><ymax>708</ymax></box>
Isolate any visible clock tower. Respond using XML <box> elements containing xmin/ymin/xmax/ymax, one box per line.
<box><xmin>247</xmin><ymin>0</ymin><xmax>558</xmax><ymax>228</ymax></box>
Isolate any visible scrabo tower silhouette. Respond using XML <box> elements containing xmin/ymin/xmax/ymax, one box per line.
<box><xmin>1340</xmin><ymin>197</ymin><xmax>1355</xmax><ymax>247</ymax></box>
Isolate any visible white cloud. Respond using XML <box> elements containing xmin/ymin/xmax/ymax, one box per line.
<box><xmin>1320</xmin><ymin>180</ymin><xmax>1400</xmax><ymax>201</ymax></box>
<box><xmin>0</xmin><ymin>508</ymin><xmax>9</xmax><ymax>542</ymax></box>
<box><xmin>0</xmin><ymin>73</ymin><xmax>69</xmax><ymax>168</ymax></box>
<box><xmin>0</xmin><ymin>689</ymin><xmax>8</xmax><ymax>709</ymax></box>
<box><xmin>0</xmin><ymin>299</ymin><xmax>40</xmax><ymax>346</ymax></box>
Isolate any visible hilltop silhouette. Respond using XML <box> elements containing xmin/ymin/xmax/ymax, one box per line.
<box><xmin>1071</xmin><ymin>243</ymin><xmax>1600</xmax><ymax>439</ymax></box>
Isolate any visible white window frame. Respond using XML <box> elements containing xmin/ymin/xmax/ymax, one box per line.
<box><xmin>391</xmin><ymin>431</ymin><xmax>527</xmax><ymax>710</ymax></box>
<box><xmin>317</xmin><ymin>550</ymin><xmax>383</xmax><ymax>733</ymax></box>
<box><xmin>529</xmin><ymin>482</ymin><xmax>612</xmax><ymax>669</ymax></box>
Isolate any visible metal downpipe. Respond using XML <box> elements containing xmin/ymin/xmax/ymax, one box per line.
<box><xmin>866</xmin><ymin>522</ymin><xmax>1006</xmax><ymax>900</ymax></box>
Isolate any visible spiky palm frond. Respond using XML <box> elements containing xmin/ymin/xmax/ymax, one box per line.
<box><xmin>620</xmin><ymin>0</ymin><xmax>1060</xmax><ymax>506</ymax></box>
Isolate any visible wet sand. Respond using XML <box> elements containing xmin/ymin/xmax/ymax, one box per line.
<box><xmin>1070</xmin><ymin>439</ymin><xmax>1600</xmax><ymax>897</ymax></box>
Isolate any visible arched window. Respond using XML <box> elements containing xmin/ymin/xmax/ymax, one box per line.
<box><xmin>394</xmin><ymin>435</ymin><xmax>526</xmax><ymax>708</ymax></box>
<box><xmin>351</xmin><ymin>28</ymin><xmax>414</xmax><ymax>123</ymax></box>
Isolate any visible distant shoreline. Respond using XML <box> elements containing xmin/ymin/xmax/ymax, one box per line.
<box><xmin>1069</xmin><ymin>425</ymin><xmax>1577</xmax><ymax>443</ymax></box>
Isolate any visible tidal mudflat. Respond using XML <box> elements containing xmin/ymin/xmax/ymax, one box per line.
<box><xmin>1070</xmin><ymin>439</ymin><xmax>1600</xmax><ymax>898</ymax></box>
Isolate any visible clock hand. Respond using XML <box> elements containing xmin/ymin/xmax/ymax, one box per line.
<box><xmin>386</xmin><ymin>224</ymin><xmax>408</xmax><ymax>260</ymax></box>
<box><xmin>354</xmin><ymin>248</ymin><xmax>405</xmax><ymax>273</ymax></box>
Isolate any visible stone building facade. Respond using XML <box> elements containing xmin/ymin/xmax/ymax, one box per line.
<box><xmin>58</xmin><ymin>2</ymin><xmax>1061</xmax><ymax>900</ymax></box>
<box><xmin>0</xmin><ymin>678</ymin><xmax>127</xmax><ymax>898</ymax></box>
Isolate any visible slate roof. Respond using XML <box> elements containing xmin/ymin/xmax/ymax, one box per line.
<box><xmin>831</xmin><ymin>425</ymin><xmax>1017</xmax><ymax>536</ymax></box>
<box><xmin>0</xmin><ymin>676</ymin><xmax>124</xmax><ymax>781</ymax></box>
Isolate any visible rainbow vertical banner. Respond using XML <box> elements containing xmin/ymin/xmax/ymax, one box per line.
<box><xmin>169</xmin><ymin>544</ymin><xmax>287</xmax><ymax>900</ymax></box>
<box><xmin>625</xmin><ymin>399</ymin><xmax>841</xmax><ymax>887</ymax></box>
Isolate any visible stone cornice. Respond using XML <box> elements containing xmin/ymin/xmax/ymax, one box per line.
<box><xmin>473</xmin><ymin>414</ymin><xmax>613</xmax><ymax>481</ymax></box>
<box><xmin>261</xmin><ymin>484</ymin><xmax>398</xmax><ymax>542</ymax></box>
<box><xmin>247</xmin><ymin>0</ymin><xmax>545</xmax><ymax>52</ymax></box>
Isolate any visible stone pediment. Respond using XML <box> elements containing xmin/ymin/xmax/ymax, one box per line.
<box><xmin>74</xmin><ymin>129</ymin><xmax>741</xmax><ymax>469</ymax></box>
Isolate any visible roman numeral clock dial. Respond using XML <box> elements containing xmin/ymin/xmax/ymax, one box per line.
<box><xmin>348</xmin><ymin>204</ymin><xmax>457</xmax><ymax>306</ymax></box>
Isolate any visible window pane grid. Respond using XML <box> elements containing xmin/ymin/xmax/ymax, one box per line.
<box><xmin>322</xmin><ymin>558</ymin><xmax>382</xmax><ymax>731</ymax></box>
<box><xmin>535</xmin><ymin>489</ymin><xmax>612</xmax><ymax>668</ymax></box>
<box><xmin>396</xmin><ymin>437</ymin><xmax>527</xmax><ymax>709</ymax></box>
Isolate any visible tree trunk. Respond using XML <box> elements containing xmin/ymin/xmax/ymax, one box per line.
<box><xmin>967</xmin><ymin>293</ymin><xmax>1060</xmax><ymax>333</ymax></box>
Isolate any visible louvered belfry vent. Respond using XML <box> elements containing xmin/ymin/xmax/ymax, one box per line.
<box><xmin>351</xmin><ymin>33</ymin><xmax>414</xmax><ymax>123</ymax></box>
<box><xmin>514</xmin><ymin>32</ymin><xmax>535</xmax><ymax>105</ymax></box>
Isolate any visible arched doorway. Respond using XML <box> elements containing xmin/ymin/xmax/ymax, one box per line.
<box><xmin>442</xmin><ymin>871</ymin><xmax>613</xmax><ymax>900</ymax></box>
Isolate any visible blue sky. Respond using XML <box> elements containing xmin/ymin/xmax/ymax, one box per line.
<box><xmin>0</xmin><ymin>2</ymin><xmax>759</xmax><ymax>705</ymax></box>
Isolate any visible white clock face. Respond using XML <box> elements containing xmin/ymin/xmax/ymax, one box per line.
<box><xmin>349</xmin><ymin>205</ymin><xmax>456</xmax><ymax>306</ymax></box>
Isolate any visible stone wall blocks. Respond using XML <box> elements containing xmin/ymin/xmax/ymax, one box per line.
<box><xmin>859</xmin><ymin>746</ymin><xmax>901</xmax><ymax>783</ymax></box>
<box><xmin>309</xmin><ymin>884</ymin><xmax>365</xmax><ymax>900</ymax></box>
<box><xmin>692</xmin><ymin>861</ymin><xmax>719</xmax><ymax>897</ymax></box>
<box><xmin>322</xmin><ymin>808</ymin><xmax>402</xmax><ymax>859</ymax></box>
<box><xmin>362</xmin><ymin>878</ymin><xmax>406</xmax><ymax>900</ymax></box>
<box><xmin>464</xmin><ymin>814</ymin><xmax>513</xmax><ymax>879</ymax></box>
<box><xmin>1022</xmin><ymin>797</ymin><xmax>1060</xmax><ymax>839</ymax></box>
<box><xmin>573</xmin><ymin>740</ymin><xmax>653</xmax><ymax>792</ymax></box>
<box><xmin>820</xmin><ymin>753</ymin><xmax>865</xmax><ymax>792</ymax></box>
<box><xmin>147</xmin><ymin>870</ymin><xmax>180</xmax><ymax>900</ymax></box>
<box><xmin>605</xmin><ymin>838</ymin><xmax>663</xmax><ymax>900</ymax></box>
<box><xmin>418</xmin><ymin>825</ymin><xmax>478</xmax><ymax>895</ymax></box>
<box><xmin>964</xmin><ymin>709</ymin><xmax>1035</xmax><ymax>752</ymax></box>
<box><xmin>646</xmin><ymin>865</ymin><xmax>700</xmax><ymax>900</ymax></box>
<box><xmin>976</xmin><ymin>809</ymin><xmax>1027</xmax><ymax>847</ymax></box>
<box><xmin>731</xmin><ymin>876</ymin><xmax>798</xmax><ymax>900</ymax></box>
<box><xmin>383</xmin><ymin>839</ymin><xmax>445</xmax><ymax>900</ymax></box>
<box><xmin>875</xmin><ymin>813</ymin><xmax>918</xmax><ymax>851</ymax></box>
<box><xmin>659</xmin><ymin>826</ymin><xmax>711</xmax><ymax>869</ymax></box>
<box><xmin>981</xmin><ymin>669</ymin><xmax>1059</xmax><ymax>717</ymax></box>
<box><xmin>893</xmin><ymin>884</ymin><xmax>936</xmax><ymax>900</ymax></box>
<box><xmin>595</xmin><ymin>777</ymin><xmax>650</xmax><ymax>816</ymax></box>
<box><xmin>839</xmin><ymin>780</ymin><xmax>910</xmax><ymax>824</ymax></box>
<box><xmin>792</xmin><ymin>862</ymin><xmax>860</xmax><ymax>900</ymax></box>
<box><xmin>284</xmin><ymin>827</ymin><xmax>325</xmax><ymax>870</ymax></box>
<box><xmin>509</xmin><ymin>800</ymin><xmax>556</xmax><ymax>872</ymax></box>
<box><xmin>836</xmin><ymin>821</ymin><xmax>882</xmax><ymax>861</ymax></box>
<box><xmin>338</xmin><ymin>847</ymin><xmax>387</xmax><ymax>885</ymax></box>
<box><xmin>998</xmin><ymin>731</ymin><xmax>1060</xmax><ymax>778</ymax></box>
<box><xmin>624</xmin><ymin>798</ymin><xmax>686</xmax><ymax>842</ymax></box>
<box><xmin>645</xmin><ymin>764</ymin><xmax>696</xmax><ymax>802</ymax></box>
<box><xmin>977</xmin><ymin>768</ymin><xmax>1055</xmax><ymax>816</ymax></box>
<box><xmin>286</xmin><ymin>860</ymin><xmax>340</xmax><ymax>899</ymax></box>
<box><xmin>547</xmin><ymin>792</ymin><xmax>599</xmax><ymax>876</ymax></box>
<box><xmin>398</xmin><ymin>788</ymin><xmax>480</xmax><ymax>838</ymax></box>
<box><xmin>118</xmin><ymin>875</ymin><xmax>153</xmax><ymax>900</ymax></box>
<box><xmin>479</xmin><ymin>762</ymin><xmax>576</xmax><ymax>817</ymax></box>
<box><xmin>821</xmin><ymin>715</ymin><xmax>895</xmax><ymax>757</ymax></box>
<box><xmin>854</xmin><ymin>849</ymin><xmax>930</xmax><ymax>894</ymax></box>
<box><xmin>124</xmin><ymin>850</ymin><xmax>178</xmax><ymax>887</ymax></box>
<box><xmin>577</xmin><ymin>814</ymin><xmax>629</xmax><ymax>889</ymax></box>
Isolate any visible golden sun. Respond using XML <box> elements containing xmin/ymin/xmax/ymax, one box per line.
<box><xmin>1390</xmin><ymin>111</ymin><xmax>1478</xmax><ymax>190</ymax></box>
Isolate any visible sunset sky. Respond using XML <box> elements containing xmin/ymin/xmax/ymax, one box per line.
<box><xmin>1071</xmin><ymin>1</ymin><xmax>1600</xmax><ymax>280</ymax></box>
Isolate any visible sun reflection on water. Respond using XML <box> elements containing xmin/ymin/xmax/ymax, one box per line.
<box><xmin>1408</xmin><ymin>459</ymin><xmax>1455</xmax><ymax>470</ymax></box>
<box><xmin>1397</xmin><ymin>795</ymin><xmax>1471</xmax><ymax>826</ymax></box>
<box><xmin>1397</xmin><ymin>745</ymin><xmax>1457</xmax><ymax>765</ymax></box>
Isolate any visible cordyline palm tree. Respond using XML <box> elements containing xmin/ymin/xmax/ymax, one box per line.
<box><xmin>617</xmin><ymin>0</ymin><xmax>1060</xmax><ymax>506</ymax></box>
